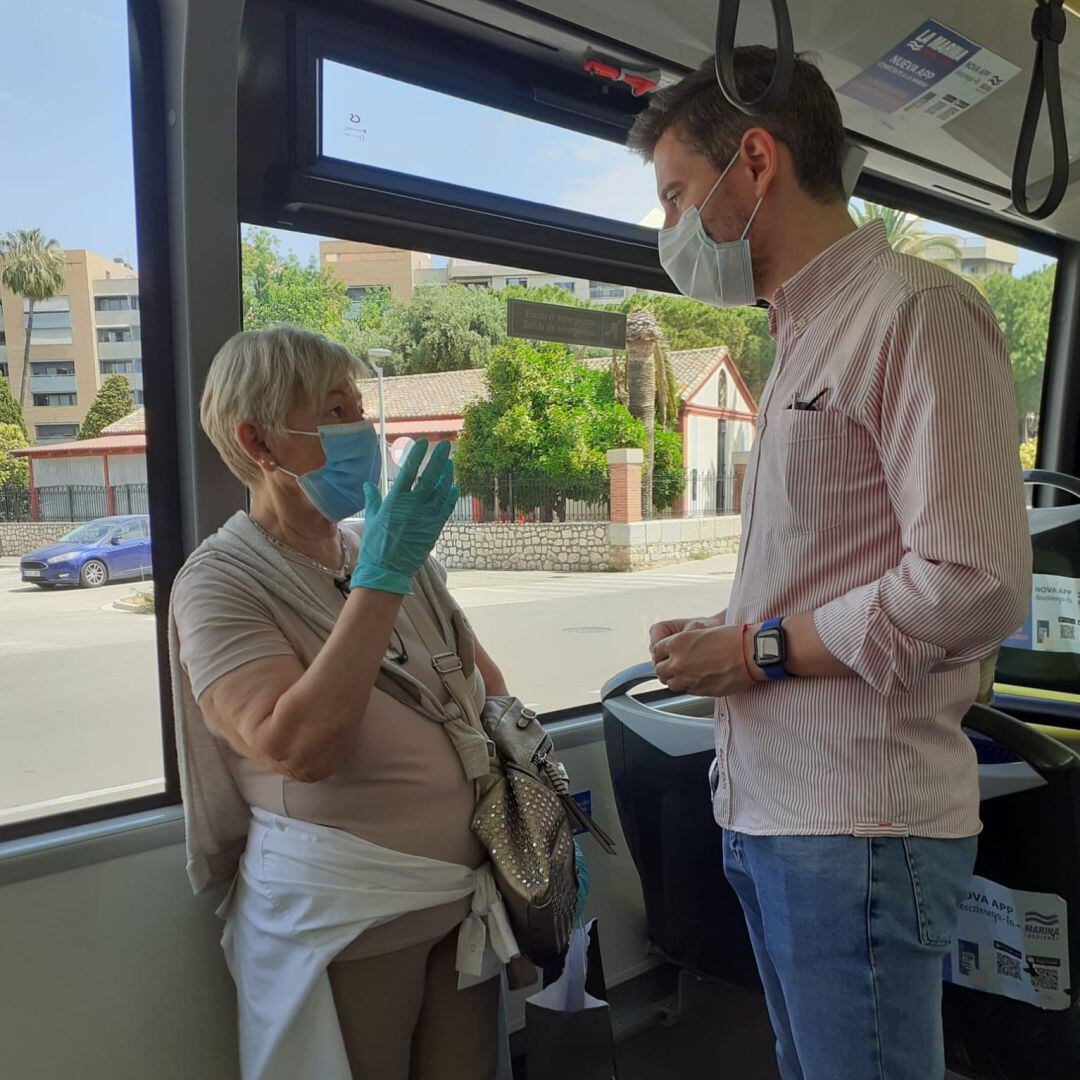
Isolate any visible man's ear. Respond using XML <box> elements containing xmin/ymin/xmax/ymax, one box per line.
<box><xmin>739</xmin><ymin>127</ymin><xmax>780</xmax><ymax>198</ymax></box>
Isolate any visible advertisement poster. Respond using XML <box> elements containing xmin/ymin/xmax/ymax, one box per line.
<box><xmin>839</xmin><ymin>19</ymin><xmax>1019</xmax><ymax>127</ymax></box>
<box><xmin>1004</xmin><ymin>573</ymin><xmax>1080</xmax><ymax>654</ymax></box>
<box><xmin>944</xmin><ymin>875</ymin><xmax>1070</xmax><ymax>1010</ymax></box>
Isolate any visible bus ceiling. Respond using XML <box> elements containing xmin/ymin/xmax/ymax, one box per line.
<box><xmin>418</xmin><ymin>0</ymin><xmax>1079</xmax><ymax>239</ymax></box>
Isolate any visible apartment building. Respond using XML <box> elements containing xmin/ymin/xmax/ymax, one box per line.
<box><xmin>319</xmin><ymin>241</ymin><xmax>640</xmax><ymax>307</ymax></box>
<box><xmin>948</xmin><ymin>235</ymin><xmax>1019</xmax><ymax>278</ymax></box>
<box><xmin>320</xmin><ymin>241</ymin><xmax>434</xmax><ymax>305</ymax></box>
<box><xmin>0</xmin><ymin>249</ymin><xmax>141</xmax><ymax>444</ymax></box>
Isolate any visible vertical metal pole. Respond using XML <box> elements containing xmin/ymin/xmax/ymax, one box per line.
<box><xmin>371</xmin><ymin>362</ymin><xmax>389</xmax><ymax>496</ymax></box>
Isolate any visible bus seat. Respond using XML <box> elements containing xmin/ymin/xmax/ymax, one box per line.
<box><xmin>601</xmin><ymin>663</ymin><xmax>760</xmax><ymax>990</ymax></box>
<box><xmin>995</xmin><ymin>471</ymin><xmax>1080</xmax><ymax>699</ymax></box>
<box><xmin>946</xmin><ymin>703</ymin><xmax>1080</xmax><ymax>1079</ymax></box>
<box><xmin>603</xmin><ymin>671</ymin><xmax>1080</xmax><ymax>1078</ymax></box>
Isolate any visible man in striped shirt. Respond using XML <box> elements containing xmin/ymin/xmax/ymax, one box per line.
<box><xmin>630</xmin><ymin>48</ymin><xmax>1030</xmax><ymax>1080</ymax></box>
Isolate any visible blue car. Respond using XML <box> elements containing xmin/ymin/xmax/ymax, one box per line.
<box><xmin>20</xmin><ymin>516</ymin><xmax>153</xmax><ymax>589</ymax></box>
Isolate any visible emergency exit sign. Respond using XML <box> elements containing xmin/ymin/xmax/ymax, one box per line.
<box><xmin>506</xmin><ymin>299</ymin><xmax>627</xmax><ymax>350</ymax></box>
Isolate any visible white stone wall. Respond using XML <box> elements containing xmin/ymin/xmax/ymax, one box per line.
<box><xmin>0</xmin><ymin>522</ymin><xmax>79</xmax><ymax>558</ymax></box>
<box><xmin>608</xmin><ymin>514</ymin><xmax>742</xmax><ymax>570</ymax></box>
<box><xmin>433</xmin><ymin>516</ymin><xmax>741</xmax><ymax>572</ymax></box>
<box><xmin>434</xmin><ymin>522</ymin><xmax>610</xmax><ymax>571</ymax></box>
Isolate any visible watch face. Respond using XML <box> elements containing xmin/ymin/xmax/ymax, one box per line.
<box><xmin>757</xmin><ymin>631</ymin><xmax>782</xmax><ymax>664</ymax></box>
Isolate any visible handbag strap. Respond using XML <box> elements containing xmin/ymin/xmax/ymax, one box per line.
<box><xmin>396</xmin><ymin>565</ymin><xmax>493</xmax><ymax>780</ymax></box>
<box><xmin>404</xmin><ymin>568</ymin><xmax>485</xmax><ymax>730</ymax></box>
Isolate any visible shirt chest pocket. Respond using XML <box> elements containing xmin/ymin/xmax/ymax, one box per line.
<box><xmin>772</xmin><ymin>409</ymin><xmax>850</xmax><ymax>534</ymax></box>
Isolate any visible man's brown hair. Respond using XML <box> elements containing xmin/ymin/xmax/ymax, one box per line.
<box><xmin>628</xmin><ymin>47</ymin><xmax>846</xmax><ymax>203</ymax></box>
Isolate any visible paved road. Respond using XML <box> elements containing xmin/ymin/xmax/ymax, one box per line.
<box><xmin>0</xmin><ymin>555</ymin><xmax>735</xmax><ymax>824</ymax></box>
<box><xmin>0</xmin><ymin>564</ymin><xmax>163</xmax><ymax>825</ymax></box>
<box><xmin>449</xmin><ymin>559</ymin><xmax>737</xmax><ymax>710</ymax></box>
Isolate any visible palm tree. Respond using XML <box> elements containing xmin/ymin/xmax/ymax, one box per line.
<box><xmin>850</xmin><ymin>202</ymin><xmax>963</xmax><ymax>262</ymax></box>
<box><xmin>626</xmin><ymin>308</ymin><xmax>662</xmax><ymax>500</ymax></box>
<box><xmin>850</xmin><ymin>201</ymin><xmax>990</xmax><ymax>297</ymax></box>
<box><xmin>614</xmin><ymin>334</ymin><xmax>678</xmax><ymax>418</ymax></box>
<box><xmin>653</xmin><ymin>336</ymin><xmax>679</xmax><ymax>430</ymax></box>
<box><xmin>0</xmin><ymin>229</ymin><xmax>68</xmax><ymax>409</ymax></box>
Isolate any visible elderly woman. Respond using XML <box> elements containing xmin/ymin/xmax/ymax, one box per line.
<box><xmin>169</xmin><ymin>325</ymin><xmax>518</xmax><ymax>1080</ymax></box>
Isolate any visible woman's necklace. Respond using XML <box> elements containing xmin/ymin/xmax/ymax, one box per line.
<box><xmin>248</xmin><ymin>514</ymin><xmax>350</xmax><ymax>581</ymax></box>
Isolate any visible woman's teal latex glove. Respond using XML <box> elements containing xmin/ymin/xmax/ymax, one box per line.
<box><xmin>574</xmin><ymin>839</ymin><xmax>589</xmax><ymax>923</ymax></box>
<box><xmin>350</xmin><ymin>439</ymin><xmax>459</xmax><ymax>595</ymax></box>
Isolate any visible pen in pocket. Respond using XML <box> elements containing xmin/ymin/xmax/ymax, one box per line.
<box><xmin>788</xmin><ymin>388</ymin><xmax>829</xmax><ymax>411</ymax></box>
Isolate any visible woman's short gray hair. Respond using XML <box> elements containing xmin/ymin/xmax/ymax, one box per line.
<box><xmin>200</xmin><ymin>325</ymin><xmax>368</xmax><ymax>484</ymax></box>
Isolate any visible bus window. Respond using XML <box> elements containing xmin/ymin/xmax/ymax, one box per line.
<box><xmin>242</xmin><ymin>225</ymin><xmax>774</xmax><ymax>712</ymax></box>
<box><xmin>0</xmin><ymin>0</ymin><xmax>169</xmax><ymax>832</ymax></box>
<box><xmin>240</xmin><ymin>200</ymin><xmax>1059</xmax><ymax>712</ymax></box>
<box><xmin>320</xmin><ymin>59</ymin><xmax>658</xmax><ymax>226</ymax></box>
<box><xmin>237</xmin><ymin>45</ymin><xmax>1063</xmax><ymax>715</ymax></box>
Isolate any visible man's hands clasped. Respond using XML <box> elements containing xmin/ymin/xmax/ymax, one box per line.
<box><xmin>649</xmin><ymin>613</ymin><xmax>764</xmax><ymax>697</ymax></box>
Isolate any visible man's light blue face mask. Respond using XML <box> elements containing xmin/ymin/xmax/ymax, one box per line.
<box><xmin>278</xmin><ymin>420</ymin><xmax>381</xmax><ymax>522</ymax></box>
<box><xmin>657</xmin><ymin>140</ymin><xmax>866</xmax><ymax>308</ymax></box>
<box><xmin>657</xmin><ymin>149</ymin><xmax>764</xmax><ymax>309</ymax></box>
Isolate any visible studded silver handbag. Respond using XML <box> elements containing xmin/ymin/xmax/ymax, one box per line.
<box><xmin>401</xmin><ymin>565</ymin><xmax>616</xmax><ymax>963</ymax></box>
<box><xmin>472</xmin><ymin>695</ymin><xmax>616</xmax><ymax>962</ymax></box>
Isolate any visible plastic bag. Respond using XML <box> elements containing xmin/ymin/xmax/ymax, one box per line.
<box><xmin>525</xmin><ymin>920</ymin><xmax>617</xmax><ymax>1080</ymax></box>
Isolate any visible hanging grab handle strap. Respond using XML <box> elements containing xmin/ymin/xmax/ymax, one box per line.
<box><xmin>1011</xmin><ymin>0</ymin><xmax>1070</xmax><ymax>221</ymax></box>
<box><xmin>714</xmin><ymin>0</ymin><xmax>795</xmax><ymax>117</ymax></box>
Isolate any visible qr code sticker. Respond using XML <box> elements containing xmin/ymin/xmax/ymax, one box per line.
<box><xmin>1030</xmin><ymin>966</ymin><xmax>1059</xmax><ymax>992</ymax></box>
<box><xmin>996</xmin><ymin>952</ymin><xmax>1021</xmax><ymax>980</ymax></box>
<box><xmin>1061</xmin><ymin>623</ymin><xmax>1076</xmax><ymax>641</ymax></box>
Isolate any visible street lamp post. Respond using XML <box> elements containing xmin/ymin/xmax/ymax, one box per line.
<box><xmin>366</xmin><ymin>349</ymin><xmax>392</xmax><ymax>496</ymax></box>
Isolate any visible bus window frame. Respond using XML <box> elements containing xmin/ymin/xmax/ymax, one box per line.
<box><xmin>0</xmin><ymin>0</ymin><xmax>184</xmax><ymax>845</ymax></box>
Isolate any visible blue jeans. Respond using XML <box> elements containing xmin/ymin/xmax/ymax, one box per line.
<box><xmin>723</xmin><ymin>831</ymin><xmax>977</xmax><ymax>1080</ymax></box>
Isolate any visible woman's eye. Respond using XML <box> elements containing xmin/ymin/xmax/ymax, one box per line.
<box><xmin>329</xmin><ymin>406</ymin><xmax>344</xmax><ymax>418</ymax></box>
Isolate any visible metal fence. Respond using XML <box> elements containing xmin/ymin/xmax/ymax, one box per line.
<box><xmin>440</xmin><ymin>469</ymin><xmax>737</xmax><ymax>525</ymax></box>
<box><xmin>643</xmin><ymin>468</ymin><xmax>738</xmax><ymax>520</ymax></box>
<box><xmin>0</xmin><ymin>483</ymin><xmax>150</xmax><ymax>522</ymax></box>
<box><xmin>0</xmin><ymin>483</ymin><xmax>31</xmax><ymax>523</ymax></box>
<box><xmin>109</xmin><ymin>483</ymin><xmax>151</xmax><ymax>516</ymax></box>
<box><xmin>453</xmin><ymin>474</ymin><xmax>610</xmax><ymax>523</ymax></box>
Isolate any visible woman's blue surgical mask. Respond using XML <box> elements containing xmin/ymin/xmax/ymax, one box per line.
<box><xmin>278</xmin><ymin>420</ymin><xmax>381</xmax><ymax>522</ymax></box>
<box><xmin>658</xmin><ymin>149</ymin><xmax>764</xmax><ymax>308</ymax></box>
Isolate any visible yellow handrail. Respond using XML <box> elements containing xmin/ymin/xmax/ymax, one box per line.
<box><xmin>995</xmin><ymin>682</ymin><xmax>1080</xmax><ymax>705</ymax></box>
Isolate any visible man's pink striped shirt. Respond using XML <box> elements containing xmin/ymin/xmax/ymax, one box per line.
<box><xmin>716</xmin><ymin>220</ymin><xmax>1031</xmax><ymax>838</ymax></box>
